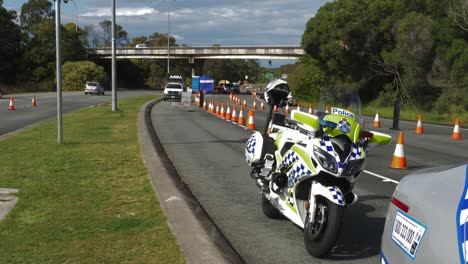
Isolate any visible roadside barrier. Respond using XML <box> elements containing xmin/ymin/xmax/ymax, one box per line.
<box><xmin>415</xmin><ymin>114</ymin><xmax>423</xmax><ymax>134</ymax></box>
<box><xmin>391</xmin><ymin>131</ymin><xmax>407</xmax><ymax>169</ymax></box>
<box><xmin>247</xmin><ymin>109</ymin><xmax>256</xmax><ymax>130</ymax></box>
<box><xmin>285</xmin><ymin>102</ymin><xmax>290</xmax><ymax>114</ymax></box>
<box><xmin>260</xmin><ymin>100</ymin><xmax>265</xmax><ymax>110</ymax></box>
<box><xmin>238</xmin><ymin>106</ymin><xmax>245</xmax><ymax>125</ymax></box>
<box><xmin>452</xmin><ymin>118</ymin><xmax>462</xmax><ymax>140</ymax></box>
<box><xmin>8</xmin><ymin>97</ymin><xmax>15</xmax><ymax>110</ymax></box>
<box><xmin>373</xmin><ymin>112</ymin><xmax>381</xmax><ymax>128</ymax></box>
<box><xmin>32</xmin><ymin>96</ymin><xmax>38</xmax><ymax>107</ymax></box>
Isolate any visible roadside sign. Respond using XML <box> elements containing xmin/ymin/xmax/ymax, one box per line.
<box><xmin>265</xmin><ymin>73</ymin><xmax>273</xmax><ymax>79</ymax></box>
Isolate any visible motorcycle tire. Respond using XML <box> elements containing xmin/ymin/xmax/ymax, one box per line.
<box><xmin>261</xmin><ymin>195</ymin><xmax>282</xmax><ymax>219</ymax></box>
<box><xmin>303</xmin><ymin>196</ymin><xmax>343</xmax><ymax>257</ymax></box>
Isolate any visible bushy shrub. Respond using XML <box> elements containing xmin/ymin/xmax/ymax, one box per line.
<box><xmin>62</xmin><ymin>61</ymin><xmax>106</xmax><ymax>91</ymax></box>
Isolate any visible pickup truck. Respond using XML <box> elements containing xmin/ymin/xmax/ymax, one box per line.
<box><xmin>163</xmin><ymin>82</ymin><xmax>186</xmax><ymax>101</ymax></box>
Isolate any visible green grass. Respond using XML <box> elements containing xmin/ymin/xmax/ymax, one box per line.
<box><xmin>0</xmin><ymin>96</ymin><xmax>185</xmax><ymax>263</ymax></box>
<box><xmin>362</xmin><ymin>104</ymin><xmax>468</xmax><ymax>125</ymax></box>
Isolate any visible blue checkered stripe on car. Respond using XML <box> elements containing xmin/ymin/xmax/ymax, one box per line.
<box><xmin>282</xmin><ymin>151</ymin><xmax>299</xmax><ymax>168</ymax></box>
<box><xmin>287</xmin><ymin>162</ymin><xmax>312</xmax><ymax>187</ymax></box>
<box><xmin>245</xmin><ymin>136</ymin><xmax>256</xmax><ymax>163</ymax></box>
<box><xmin>328</xmin><ymin>186</ymin><xmax>344</xmax><ymax>205</ymax></box>
<box><xmin>456</xmin><ymin>165</ymin><xmax>468</xmax><ymax>263</ymax></box>
<box><xmin>320</xmin><ymin>136</ymin><xmax>344</xmax><ymax>169</ymax></box>
<box><xmin>350</xmin><ymin>143</ymin><xmax>362</xmax><ymax>160</ymax></box>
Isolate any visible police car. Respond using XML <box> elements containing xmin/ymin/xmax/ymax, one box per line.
<box><xmin>381</xmin><ymin>163</ymin><xmax>468</xmax><ymax>263</ymax></box>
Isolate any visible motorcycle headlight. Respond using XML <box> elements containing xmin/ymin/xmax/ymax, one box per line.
<box><xmin>313</xmin><ymin>145</ymin><xmax>338</xmax><ymax>174</ymax></box>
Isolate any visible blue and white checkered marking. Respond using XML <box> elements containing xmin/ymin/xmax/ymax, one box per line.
<box><xmin>245</xmin><ymin>136</ymin><xmax>257</xmax><ymax>163</ymax></box>
<box><xmin>320</xmin><ymin>136</ymin><xmax>344</xmax><ymax>170</ymax></box>
<box><xmin>328</xmin><ymin>186</ymin><xmax>344</xmax><ymax>205</ymax></box>
<box><xmin>456</xmin><ymin>165</ymin><xmax>468</xmax><ymax>263</ymax></box>
<box><xmin>288</xmin><ymin>162</ymin><xmax>312</xmax><ymax>187</ymax></box>
<box><xmin>282</xmin><ymin>151</ymin><xmax>299</xmax><ymax>167</ymax></box>
<box><xmin>350</xmin><ymin>143</ymin><xmax>362</xmax><ymax>160</ymax></box>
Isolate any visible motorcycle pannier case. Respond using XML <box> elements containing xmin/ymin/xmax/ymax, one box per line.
<box><xmin>245</xmin><ymin>131</ymin><xmax>264</xmax><ymax>166</ymax></box>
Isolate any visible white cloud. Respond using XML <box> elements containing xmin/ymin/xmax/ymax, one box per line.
<box><xmin>81</xmin><ymin>7</ymin><xmax>158</xmax><ymax>17</ymax></box>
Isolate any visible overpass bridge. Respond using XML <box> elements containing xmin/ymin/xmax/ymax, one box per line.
<box><xmin>89</xmin><ymin>46</ymin><xmax>304</xmax><ymax>60</ymax></box>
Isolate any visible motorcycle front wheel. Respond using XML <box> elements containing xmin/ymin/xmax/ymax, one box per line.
<box><xmin>304</xmin><ymin>196</ymin><xmax>343</xmax><ymax>257</ymax></box>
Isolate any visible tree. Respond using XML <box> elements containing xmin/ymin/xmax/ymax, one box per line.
<box><xmin>0</xmin><ymin>1</ymin><xmax>22</xmax><ymax>84</ymax></box>
<box><xmin>449</xmin><ymin>0</ymin><xmax>468</xmax><ymax>31</ymax></box>
<box><xmin>19</xmin><ymin>0</ymin><xmax>53</xmax><ymax>32</ymax></box>
<box><xmin>62</xmin><ymin>61</ymin><xmax>105</xmax><ymax>91</ymax></box>
<box><xmin>99</xmin><ymin>20</ymin><xmax>127</xmax><ymax>47</ymax></box>
<box><xmin>127</xmin><ymin>32</ymin><xmax>176</xmax><ymax>47</ymax></box>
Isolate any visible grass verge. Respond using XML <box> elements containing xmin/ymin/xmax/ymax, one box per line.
<box><xmin>0</xmin><ymin>95</ymin><xmax>185</xmax><ymax>263</ymax></box>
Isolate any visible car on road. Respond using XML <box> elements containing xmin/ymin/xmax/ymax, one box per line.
<box><xmin>135</xmin><ymin>44</ymin><xmax>150</xmax><ymax>48</ymax></box>
<box><xmin>163</xmin><ymin>82</ymin><xmax>185</xmax><ymax>101</ymax></box>
<box><xmin>84</xmin><ymin>81</ymin><xmax>105</xmax><ymax>95</ymax></box>
<box><xmin>222</xmin><ymin>83</ymin><xmax>240</xmax><ymax>94</ymax></box>
<box><xmin>380</xmin><ymin>163</ymin><xmax>468</xmax><ymax>263</ymax></box>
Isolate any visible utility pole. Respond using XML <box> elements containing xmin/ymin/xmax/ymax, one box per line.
<box><xmin>111</xmin><ymin>0</ymin><xmax>117</xmax><ymax>111</ymax></box>
<box><xmin>55</xmin><ymin>0</ymin><xmax>63</xmax><ymax>144</ymax></box>
<box><xmin>167</xmin><ymin>0</ymin><xmax>175</xmax><ymax>75</ymax></box>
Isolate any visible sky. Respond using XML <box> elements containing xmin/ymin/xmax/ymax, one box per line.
<box><xmin>3</xmin><ymin>0</ymin><xmax>330</xmax><ymax>67</ymax></box>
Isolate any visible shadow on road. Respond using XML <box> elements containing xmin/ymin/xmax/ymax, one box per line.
<box><xmin>326</xmin><ymin>194</ymin><xmax>388</xmax><ymax>260</ymax></box>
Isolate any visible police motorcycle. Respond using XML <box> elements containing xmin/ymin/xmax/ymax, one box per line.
<box><xmin>244</xmin><ymin>80</ymin><xmax>391</xmax><ymax>257</ymax></box>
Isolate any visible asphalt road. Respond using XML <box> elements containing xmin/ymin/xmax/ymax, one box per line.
<box><xmin>151</xmin><ymin>94</ymin><xmax>467</xmax><ymax>264</ymax></box>
<box><xmin>0</xmin><ymin>90</ymin><xmax>159</xmax><ymax>137</ymax></box>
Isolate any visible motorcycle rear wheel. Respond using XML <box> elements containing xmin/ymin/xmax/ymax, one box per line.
<box><xmin>261</xmin><ymin>195</ymin><xmax>282</xmax><ymax>219</ymax></box>
<box><xmin>304</xmin><ymin>196</ymin><xmax>343</xmax><ymax>257</ymax></box>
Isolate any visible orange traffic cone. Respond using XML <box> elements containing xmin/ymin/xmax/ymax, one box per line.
<box><xmin>415</xmin><ymin>114</ymin><xmax>423</xmax><ymax>134</ymax></box>
<box><xmin>273</xmin><ymin>105</ymin><xmax>278</xmax><ymax>112</ymax></box>
<box><xmin>325</xmin><ymin>105</ymin><xmax>331</xmax><ymax>113</ymax></box>
<box><xmin>252</xmin><ymin>99</ymin><xmax>257</xmax><ymax>109</ymax></box>
<box><xmin>226</xmin><ymin>104</ymin><xmax>232</xmax><ymax>120</ymax></box>
<box><xmin>229</xmin><ymin>92</ymin><xmax>233</xmax><ymax>101</ymax></box>
<box><xmin>297</xmin><ymin>102</ymin><xmax>301</xmax><ymax>112</ymax></box>
<box><xmin>32</xmin><ymin>96</ymin><xmax>38</xmax><ymax>107</ymax></box>
<box><xmin>391</xmin><ymin>131</ymin><xmax>407</xmax><ymax>169</ymax></box>
<box><xmin>452</xmin><ymin>118</ymin><xmax>462</xmax><ymax>140</ymax></box>
<box><xmin>285</xmin><ymin>102</ymin><xmax>290</xmax><ymax>114</ymax></box>
<box><xmin>308</xmin><ymin>104</ymin><xmax>313</xmax><ymax>114</ymax></box>
<box><xmin>238</xmin><ymin>106</ymin><xmax>245</xmax><ymax>126</ymax></box>
<box><xmin>247</xmin><ymin>109</ymin><xmax>256</xmax><ymax>130</ymax></box>
<box><xmin>203</xmin><ymin>99</ymin><xmax>208</xmax><ymax>110</ymax></box>
<box><xmin>243</xmin><ymin>99</ymin><xmax>247</xmax><ymax>107</ymax></box>
<box><xmin>215</xmin><ymin>102</ymin><xmax>220</xmax><ymax>116</ymax></box>
<box><xmin>8</xmin><ymin>97</ymin><xmax>15</xmax><ymax>110</ymax></box>
<box><xmin>220</xmin><ymin>103</ymin><xmax>226</xmax><ymax>119</ymax></box>
<box><xmin>373</xmin><ymin>112</ymin><xmax>381</xmax><ymax>128</ymax></box>
<box><xmin>231</xmin><ymin>105</ymin><xmax>238</xmax><ymax>122</ymax></box>
<box><xmin>260</xmin><ymin>100</ymin><xmax>265</xmax><ymax>110</ymax></box>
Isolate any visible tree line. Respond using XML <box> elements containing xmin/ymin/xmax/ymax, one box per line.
<box><xmin>0</xmin><ymin>0</ymin><xmax>262</xmax><ymax>93</ymax></box>
<box><xmin>295</xmin><ymin>0</ymin><xmax>468</xmax><ymax>118</ymax></box>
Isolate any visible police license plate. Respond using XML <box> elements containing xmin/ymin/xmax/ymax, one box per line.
<box><xmin>391</xmin><ymin>210</ymin><xmax>427</xmax><ymax>259</ymax></box>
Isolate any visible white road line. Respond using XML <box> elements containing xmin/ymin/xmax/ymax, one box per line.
<box><xmin>363</xmin><ymin>170</ymin><xmax>399</xmax><ymax>184</ymax></box>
